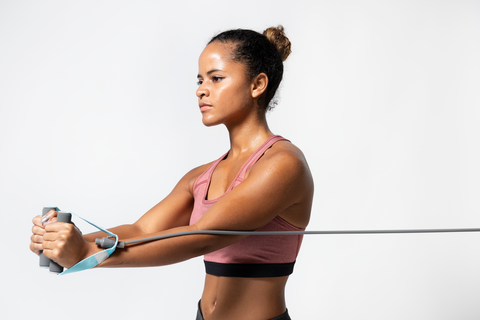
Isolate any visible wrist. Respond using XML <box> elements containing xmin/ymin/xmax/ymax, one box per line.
<box><xmin>82</xmin><ymin>240</ymin><xmax>104</xmax><ymax>261</ymax></box>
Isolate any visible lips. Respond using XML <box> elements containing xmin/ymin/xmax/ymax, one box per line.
<box><xmin>199</xmin><ymin>103</ymin><xmax>212</xmax><ymax>112</ymax></box>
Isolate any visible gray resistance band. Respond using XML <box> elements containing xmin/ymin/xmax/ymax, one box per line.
<box><xmin>41</xmin><ymin>207</ymin><xmax>480</xmax><ymax>275</ymax></box>
<box><xmin>95</xmin><ymin>228</ymin><xmax>480</xmax><ymax>249</ymax></box>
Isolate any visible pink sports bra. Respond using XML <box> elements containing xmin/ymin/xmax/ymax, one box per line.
<box><xmin>189</xmin><ymin>135</ymin><xmax>305</xmax><ymax>278</ymax></box>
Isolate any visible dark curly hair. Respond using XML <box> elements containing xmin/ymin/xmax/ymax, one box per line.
<box><xmin>208</xmin><ymin>26</ymin><xmax>292</xmax><ymax>112</ymax></box>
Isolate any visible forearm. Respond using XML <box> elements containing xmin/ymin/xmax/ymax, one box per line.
<box><xmin>82</xmin><ymin>224</ymin><xmax>146</xmax><ymax>242</ymax></box>
<box><xmin>95</xmin><ymin>225</ymin><xmax>243</xmax><ymax>268</ymax></box>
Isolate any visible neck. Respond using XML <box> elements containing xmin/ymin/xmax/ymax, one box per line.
<box><xmin>225</xmin><ymin>112</ymin><xmax>273</xmax><ymax>158</ymax></box>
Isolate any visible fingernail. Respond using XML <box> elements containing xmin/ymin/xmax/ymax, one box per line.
<box><xmin>41</xmin><ymin>215</ymin><xmax>50</xmax><ymax>224</ymax></box>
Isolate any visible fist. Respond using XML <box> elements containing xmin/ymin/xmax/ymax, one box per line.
<box><xmin>42</xmin><ymin>219</ymin><xmax>89</xmax><ymax>268</ymax></box>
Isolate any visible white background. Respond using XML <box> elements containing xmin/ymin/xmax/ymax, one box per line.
<box><xmin>1</xmin><ymin>1</ymin><xmax>479</xmax><ymax>319</ymax></box>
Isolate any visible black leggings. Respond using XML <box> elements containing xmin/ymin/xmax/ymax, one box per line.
<box><xmin>196</xmin><ymin>301</ymin><xmax>291</xmax><ymax>320</ymax></box>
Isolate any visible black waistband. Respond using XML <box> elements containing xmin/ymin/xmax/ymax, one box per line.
<box><xmin>204</xmin><ymin>261</ymin><xmax>296</xmax><ymax>278</ymax></box>
<box><xmin>196</xmin><ymin>300</ymin><xmax>291</xmax><ymax>320</ymax></box>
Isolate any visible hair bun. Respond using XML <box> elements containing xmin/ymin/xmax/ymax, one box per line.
<box><xmin>263</xmin><ymin>25</ymin><xmax>292</xmax><ymax>61</ymax></box>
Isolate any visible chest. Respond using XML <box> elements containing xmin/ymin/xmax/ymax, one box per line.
<box><xmin>206</xmin><ymin>156</ymin><xmax>251</xmax><ymax>200</ymax></box>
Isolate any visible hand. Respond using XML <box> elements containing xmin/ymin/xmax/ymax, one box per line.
<box><xmin>42</xmin><ymin>217</ymin><xmax>93</xmax><ymax>268</ymax></box>
<box><xmin>29</xmin><ymin>210</ymin><xmax>57</xmax><ymax>255</ymax></box>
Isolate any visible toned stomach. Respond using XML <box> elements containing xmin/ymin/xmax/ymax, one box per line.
<box><xmin>200</xmin><ymin>274</ymin><xmax>289</xmax><ymax>320</ymax></box>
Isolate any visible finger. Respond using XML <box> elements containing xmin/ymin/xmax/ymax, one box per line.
<box><xmin>48</xmin><ymin>210</ymin><xmax>58</xmax><ymax>219</ymax></box>
<box><xmin>30</xmin><ymin>242</ymin><xmax>41</xmax><ymax>255</ymax></box>
<box><xmin>43</xmin><ymin>231</ymin><xmax>55</xmax><ymax>242</ymax></box>
<box><xmin>30</xmin><ymin>233</ymin><xmax>43</xmax><ymax>246</ymax></box>
<box><xmin>41</xmin><ymin>210</ymin><xmax>58</xmax><ymax>225</ymax></box>
<box><xmin>43</xmin><ymin>217</ymin><xmax>57</xmax><ymax>225</ymax></box>
<box><xmin>43</xmin><ymin>224</ymin><xmax>74</xmax><ymax>243</ymax></box>
<box><xmin>33</xmin><ymin>215</ymin><xmax>44</xmax><ymax>226</ymax></box>
<box><xmin>32</xmin><ymin>241</ymin><xmax>44</xmax><ymax>252</ymax></box>
<box><xmin>42</xmin><ymin>241</ymin><xmax>63</xmax><ymax>262</ymax></box>
<box><xmin>32</xmin><ymin>224</ymin><xmax>46</xmax><ymax>236</ymax></box>
<box><xmin>31</xmin><ymin>233</ymin><xmax>44</xmax><ymax>244</ymax></box>
<box><xmin>42</xmin><ymin>239</ymin><xmax>52</xmax><ymax>250</ymax></box>
<box><xmin>41</xmin><ymin>245</ymin><xmax>56</xmax><ymax>260</ymax></box>
<box><xmin>44</xmin><ymin>221</ymin><xmax>74</xmax><ymax>233</ymax></box>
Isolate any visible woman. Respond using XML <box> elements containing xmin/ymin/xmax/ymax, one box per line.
<box><xmin>30</xmin><ymin>26</ymin><xmax>314</xmax><ymax>320</ymax></box>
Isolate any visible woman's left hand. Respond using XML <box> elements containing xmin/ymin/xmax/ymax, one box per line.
<box><xmin>42</xmin><ymin>220</ymin><xmax>93</xmax><ymax>268</ymax></box>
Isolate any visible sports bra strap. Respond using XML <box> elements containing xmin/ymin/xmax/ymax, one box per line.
<box><xmin>237</xmin><ymin>135</ymin><xmax>289</xmax><ymax>180</ymax></box>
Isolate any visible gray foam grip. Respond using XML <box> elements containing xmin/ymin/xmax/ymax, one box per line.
<box><xmin>39</xmin><ymin>207</ymin><xmax>58</xmax><ymax>267</ymax></box>
<box><xmin>48</xmin><ymin>212</ymin><xmax>72</xmax><ymax>273</ymax></box>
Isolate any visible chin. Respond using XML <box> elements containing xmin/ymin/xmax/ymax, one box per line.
<box><xmin>203</xmin><ymin>123</ymin><xmax>218</xmax><ymax>127</ymax></box>
<box><xmin>201</xmin><ymin>116</ymin><xmax>223</xmax><ymax>127</ymax></box>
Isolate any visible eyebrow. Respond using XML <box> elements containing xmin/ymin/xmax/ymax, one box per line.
<box><xmin>197</xmin><ymin>69</ymin><xmax>224</xmax><ymax>78</ymax></box>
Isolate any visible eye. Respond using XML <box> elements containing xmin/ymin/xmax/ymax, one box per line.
<box><xmin>197</xmin><ymin>79</ymin><xmax>203</xmax><ymax>86</ymax></box>
<box><xmin>212</xmin><ymin>76</ymin><xmax>224</xmax><ymax>82</ymax></box>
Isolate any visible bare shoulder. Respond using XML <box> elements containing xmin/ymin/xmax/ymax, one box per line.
<box><xmin>252</xmin><ymin>140</ymin><xmax>312</xmax><ymax>180</ymax></box>
<box><xmin>241</xmin><ymin>139</ymin><xmax>313</xmax><ymax>228</ymax></box>
<box><xmin>271</xmin><ymin>140</ymin><xmax>310</xmax><ymax>163</ymax></box>
<box><xmin>247</xmin><ymin>139</ymin><xmax>314</xmax><ymax>203</ymax></box>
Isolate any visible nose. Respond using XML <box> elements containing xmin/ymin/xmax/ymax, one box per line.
<box><xmin>196</xmin><ymin>83</ymin><xmax>209</xmax><ymax>98</ymax></box>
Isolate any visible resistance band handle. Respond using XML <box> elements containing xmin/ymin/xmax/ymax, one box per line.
<box><xmin>95</xmin><ymin>237</ymin><xmax>125</xmax><ymax>249</ymax></box>
<box><xmin>48</xmin><ymin>212</ymin><xmax>72</xmax><ymax>273</ymax></box>
<box><xmin>39</xmin><ymin>207</ymin><xmax>58</xmax><ymax>268</ymax></box>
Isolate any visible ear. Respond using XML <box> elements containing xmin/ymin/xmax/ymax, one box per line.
<box><xmin>251</xmin><ymin>73</ymin><xmax>268</xmax><ymax>99</ymax></box>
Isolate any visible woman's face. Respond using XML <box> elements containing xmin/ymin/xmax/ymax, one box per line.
<box><xmin>196</xmin><ymin>41</ymin><xmax>254</xmax><ymax>127</ymax></box>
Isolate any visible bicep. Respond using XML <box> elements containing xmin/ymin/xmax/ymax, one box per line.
<box><xmin>133</xmin><ymin>167</ymin><xmax>201</xmax><ymax>234</ymax></box>
<box><xmin>135</xmin><ymin>188</ymin><xmax>193</xmax><ymax>234</ymax></box>
<box><xmin>195</xmin><ymin>152</ymin><xmax>309</xmax><ymax>232</ymax></box>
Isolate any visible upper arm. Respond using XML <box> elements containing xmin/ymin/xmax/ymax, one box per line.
<box><xmin>195</xmin><ymin>145</ymin><xmax>313</xmax><ymax>233</ymax></box>
<box><xmin>133</xmin><ymin>164</ymin><xmax>208</xmax><ymax>234</ymax></box>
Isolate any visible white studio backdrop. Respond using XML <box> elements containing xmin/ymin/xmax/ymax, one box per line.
<box><xmin>1</xmin><ymin>0</ymin><xmax>479</xmax><ymax>319</ymax></box>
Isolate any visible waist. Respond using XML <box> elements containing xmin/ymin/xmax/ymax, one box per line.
<box><xmin>201</xmin><ymin>274</ymin><xmax>289</xmax><ymax>319</ymax></box>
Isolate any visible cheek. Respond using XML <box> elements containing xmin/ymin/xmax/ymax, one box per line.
<box><xmin>238</xmin><ymin>85</ymin><xmax>254</xmax><ymax>108</ymax></box>
<box><xmin>227</xmin><ymin>82</ymin><xmax>252</xmax><ymax>104</ymax></box>
<box><xmin>212</xmin><ymin>79</ymin><xmax>253</xmax><ymax>111</ymax></box>
<box><xmin>216</xmin><ymin>86</ymin><xmax>241</xmax><ymax>108</ymax></box>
